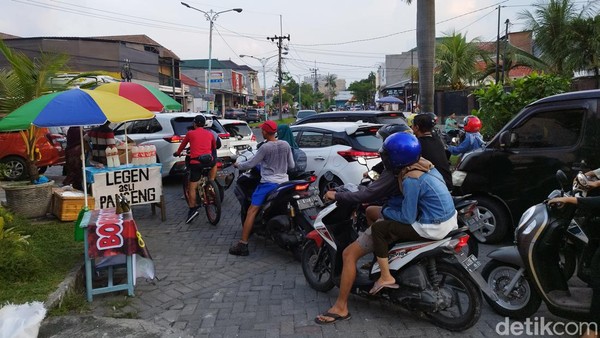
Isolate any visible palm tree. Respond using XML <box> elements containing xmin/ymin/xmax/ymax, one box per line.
<box><xmin>435</xmin><ymin>31</ymin><xmax>482</xmax><ymax>90</ymax></box>
<box><xmin>479</xmin><ymin>43</ymin><xmax>549</xmax><ymax>83</ymax></box>
<box><xmin>324</xmin><ymin>74</ymin><xmax>337</xmax><ymax>101</ymax></box>
<box><xmin>566</xmin><ymin>16</ymin><xmax>600</xmax><ymax>88</ymax></box>
<box><xmin>0</xmin><ymin>40</ymin><xmax>69</xmax><ymax>180</ymax></box>
<box><xmin>519</xmin><ymin>0</ymin><xmax>579</xmax><ymax>75</ymax></box>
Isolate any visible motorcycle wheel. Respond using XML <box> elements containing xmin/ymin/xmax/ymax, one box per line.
<box><xmin>481</xmin><ymin>260</ymin><xmax>541</xmax><ymax>320</ymax></box>
<box><xmin>301</xmin><ymin>240</ymin><xmax>334</xmax><ymax>292</ymax></box>
<box><xmin>424</xmin><ymin>261</ymin><xmax>482</xmax><ymax>332</ymax></box>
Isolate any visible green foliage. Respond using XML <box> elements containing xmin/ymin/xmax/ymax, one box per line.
<box><xmin>474</xmin><ymin>73</ymin><xmax>571</xmax><ymax>138</ymax></box>
<box><xmin>0</xmin><ymin>207</ymin><xmax>83</xmax><ymax>304</ymax></box>
<box><xmin>435</xmin><ymin>31</ymin><xmax>482</xmax><ymax>90</ymax></box>
<box><xmin>348</xmin><ymin>72</ymin><xmax>377</xmax><ymax>106</ymax></box>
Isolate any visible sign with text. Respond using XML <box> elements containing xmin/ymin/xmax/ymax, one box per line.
<box><xmin>209</xmin><ymin>71</ymin><xmax>223</xmax><ymax>83</ymax></box>
<box><xmin>90</xmin><ymin>166</ymin><xmax>162</xmax><ymax>209</ymax></box>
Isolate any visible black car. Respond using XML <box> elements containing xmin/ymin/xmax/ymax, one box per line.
<box><xmin>292</xmin><ymin>110</ymin><xmax>407</xmax><ymax>126</ymax></box>
<box><xmin>452</xmin><ymin>89</ymin><xmax>600</xmax><ymax>243</ymax></box>
<box><xmin>224</xmin><ymin>109</ymin><xmax>246</xmax><ymax>120</ymax></box>
<box><xmin>245</xmin><ymin>109</ymin><xmax>261</xmax><ymax>123</ymax></box>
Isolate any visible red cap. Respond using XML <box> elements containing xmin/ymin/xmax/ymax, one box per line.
<box><xmin>260</xmin><ymin>120</ymin><xmax>277</xmax><ymax>133</ymax></box>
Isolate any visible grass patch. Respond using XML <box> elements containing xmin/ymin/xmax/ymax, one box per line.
<box><xmin>48</xmin><ymin>287</ymin><xmax>89</xmax><ymax>316</ymax></box>
<box><xmin>0</xmin><ymin>217</ymin><xmax>84</xmax><ymax>305</ymax></box>
<box><xmin>248</xmin><ymin>117</ymin><xmax>295</xmax><ymax>128</ymax></box>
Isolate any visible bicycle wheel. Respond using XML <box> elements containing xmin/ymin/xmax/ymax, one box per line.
<box><xmin>204</xmin><ymin>180</ymin><xmax>222</xmax><ymax>225</ymax></box>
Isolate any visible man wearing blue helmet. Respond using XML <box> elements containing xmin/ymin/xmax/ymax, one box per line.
<box><xmin>369</xmin><ymin>132</ymin><xmax>457</xmax><ymax>295</ymax></box>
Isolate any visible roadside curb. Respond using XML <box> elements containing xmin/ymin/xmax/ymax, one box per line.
<box><xmin>44</xmin><ymin>263</ymin><xmax>84</xmax><ymax>310</ymax></box>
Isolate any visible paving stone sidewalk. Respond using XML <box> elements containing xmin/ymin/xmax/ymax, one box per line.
<box><xmin>19</xmin><ymin>169</ymin><xmax>576</xmax><ymax>338</ymax></box>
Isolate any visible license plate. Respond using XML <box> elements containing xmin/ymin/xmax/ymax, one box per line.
<box><xmin>460</xmin><ymin>254</ymin><xmax>481</xmax><ymax>272</ymax></box>
<box><xmin>297</xmin><ymin>195</ymin><xmax>321</xmax><ymax>210</ymax></box>
<box><xmin>466</xmin><ymin>215</ymin><xmax>484</xmax><ymax>231</ymax></box>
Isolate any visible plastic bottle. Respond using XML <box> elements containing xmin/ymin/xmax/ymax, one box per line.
<box><xmin>112</xmin><ymin>146</ymin><xmax>121</xmax><ymax>167</ymax></box>
<box><xmin>150</xmin><ymin>145</ymin><xmax>157</xmax><ymax>164</ymax></box>
<box><xmin>105</xmin><ymin>146</ymin><xmax>115</xmax><ymax>167</ymax></box>
<box><xmin>131</xmin><ymin>146</ymin><xmax>139</xmax><ymax>165</ymax></box>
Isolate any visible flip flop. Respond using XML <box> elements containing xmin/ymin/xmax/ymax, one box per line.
<box><xmin>314</xmin><ymin>312</ymin><xmax>352</xmax><ymax>325</ymax></box>
<box><xmin>369</xmin><ymin>281</ymin><xmax>399</xmax><ymax>295</ymax></box>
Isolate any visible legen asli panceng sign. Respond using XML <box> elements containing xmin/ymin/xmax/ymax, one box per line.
<box><xmin>90</xmin><ymin>166</ymin><xmax>162</xmax><ymax>209</ymax></box>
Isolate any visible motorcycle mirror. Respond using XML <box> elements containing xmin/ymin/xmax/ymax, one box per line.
<box><xmin>367</xmin><ymin>170</ymin><xmax>380</xmax><ymax>181</ymax></box>
<box><xmin>229</xmin><ymin>147</ymin><xmax>237</xmax><ymax>155</ymax></box>
<box><xmin>357</xmin><ymin>157</ymin><xmax>367</xmax><ymax>166</ymax></box>
<box><xmin>556</xmin><ymin>170</ymin><xmax>569</xmax><ymax>190</ymax></box>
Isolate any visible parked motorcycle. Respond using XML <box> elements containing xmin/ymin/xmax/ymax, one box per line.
<box><xmin>482</xmin><ymin>170</ymin><xmax>599</xmax><ymax>320</ymax></box>
<box><xmin>232</xmin><ymin>146</ymin><xmax>322</xmax><ymax>259</ymax></box>
<box><xmin>301</xmin><ymin>197</ymin><xmax>497</xmax><ymax>331</ymax></box>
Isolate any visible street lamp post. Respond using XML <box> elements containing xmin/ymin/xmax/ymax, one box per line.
<box><xmin>239</xmin><ymin>54</ymin><xmax>277</xmax><ymax>120</ymax></box>
<box><xmin>181</xmin><ymin>2</ymin><xmax>242</xmax><ymax>113</ymax></box>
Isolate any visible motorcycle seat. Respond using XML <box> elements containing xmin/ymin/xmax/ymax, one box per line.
<box><xmin>445</xmin><ymin>226</ymin><xmax>470</xmax><ymax>238</ymax></box>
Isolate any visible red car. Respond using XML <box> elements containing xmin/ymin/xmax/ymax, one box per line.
<box><xmin>0</xmin><ymin>127</ymin><xmax>66</xmax><ymax>180</ymax></box>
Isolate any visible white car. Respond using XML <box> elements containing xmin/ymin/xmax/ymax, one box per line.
<box><xmin>290</xmin><ymin>122</ymin><xmax>383</xmax><ymax>195</ymax></box>
<box><xmin>113</xmin><ymin>112</ymin><xmax>233</xmax><ymax>177</ymax></box>
<box><xmin>219</xmin><ymin>119</ymin><xmax>257</xmax><ymax>151</ymax></box>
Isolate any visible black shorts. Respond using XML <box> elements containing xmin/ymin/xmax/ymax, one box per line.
<box><xmin>189</xmin><ymin>162</ymin><xmax>214</xmax><ymax>182</ymax></box>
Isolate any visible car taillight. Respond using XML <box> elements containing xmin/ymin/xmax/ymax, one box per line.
<box><xmin>218</xmin><ymin>133</ymin><xmax>230</xmax><ymax>139</ymax></box>
<box><xmin>164</xmin><ymin>135</ymin><xmax>183</xmax><ymax>143</ymax></box>
<box><xmin>251</xmin><ymin>134</ymin><xmax>256</xmax><ymax>142</ymax></box>
<box><xmin>337</xmin><ymin>149</ymin><xmax>380</xmax><ymax>162</ymax></box>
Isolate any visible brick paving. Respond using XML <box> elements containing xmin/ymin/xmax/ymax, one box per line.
<box><xmin>63</xmin><ymin>173</ymin><xmax>576</xmax><ymax>338</ymax></box>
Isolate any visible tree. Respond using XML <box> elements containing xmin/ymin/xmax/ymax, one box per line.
<box><xmin>348</xmin><ymin>72</ymin><xmax>376</xmax><ymax>107</ymax></box>
<box><xmin>566</xmin><ymin>15</ymin><xmax>600</xmax><ymax>88</ymax></box>
<box><xmin>479</xmin><ymin>43</ymin><xmax>548</xmax><ymax>83</ymax></box>
<box><xmin>519</xmin><ymin>0</ymin><xmax>580</xmax><ymax>76</ymax></box>
<box><xmin>0</xmin><ymin>40</ymin><xmax>69</xmax><ymax>181</ymax></box>
<box><xmin>435</xmin><ymin>31</ymin><xmax>482</xmax><ymax>90</ymax></box>
<box><xmin>324</xmin><ymin>74</ymin><xmax>337</xmax><ymax>101</ymax></box>
<box><xmin>473</xmin><ymin>73</ymin><xmax>570</xmax><ymax>138</ymax></box>
<box><xmin>404</xmin><ymin>0</ymin><xmax>436</xmax><ymax>113</ymax></box>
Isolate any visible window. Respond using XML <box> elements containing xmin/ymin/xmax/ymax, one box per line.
<box><xmin>224</xmin><ymin>123</ymin><xmax>252</xmax><ymax>137</ymax></box>
<box><xmin>513</xmin><ymin>109</ymin><xmax>584</xmax><ymax>148</ymax></box>
<box><xmin>172</xmin><ymin>117</ymin><xmax>195</xmax><ymax>135</ymax></box>
<box><xmin>297</xmin><ymin>131</ymin><xmax>333</xmax><ymax>148</ymax></box>
<box><xmin>351</xmin><ymin>129</ymin><xmax>383</xmax><ymax>151</ymax></box>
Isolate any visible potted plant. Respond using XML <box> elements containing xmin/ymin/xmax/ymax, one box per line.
<box><xmin>0</xmin><ymin>41</ymin><xmax>70</xmax><ymax>217</ymax></box>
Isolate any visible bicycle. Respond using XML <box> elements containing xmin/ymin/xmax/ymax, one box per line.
<box><xmin>181</xmin><ymin>150</ymin><xmax>222</xmax><ymax>225</ymax></box>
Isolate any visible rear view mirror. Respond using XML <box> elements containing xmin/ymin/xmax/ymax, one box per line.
<box><xmin>357</xmin><ymin>157</ymin><xmax>367</xmax><ymax>165</ymax></box>
<box><xmin>556</xmin><ymin>170</ymin><xmax>569</xmax><ymax>190</ymax></box>
<box><xmin>499</xmin><ymin>131</ymin><xmax>517</xmax><ymax>148</ymax></box>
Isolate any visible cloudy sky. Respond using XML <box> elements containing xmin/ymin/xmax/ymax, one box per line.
<box><xmin>0</xmin><ymin>0</ymin><xmax>566</xmax><ymax>87</ymax></box>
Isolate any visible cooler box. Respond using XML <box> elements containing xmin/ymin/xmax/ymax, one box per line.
<box><xmin>52</xmin><ymin>189</ymin><xmax>95</xmax><ymax>221</ymax></box>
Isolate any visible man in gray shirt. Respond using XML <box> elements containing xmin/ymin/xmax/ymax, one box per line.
<box><xmin>229</xmin><ymin>120</ymin><xmax>295</xmax><ymax>256</ymax></box>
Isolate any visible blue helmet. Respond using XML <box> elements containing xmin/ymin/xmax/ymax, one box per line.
<box><xmin>380</xmin><ymin>132</ymin><xmax>421</xmax><ymax>170</ymax></box>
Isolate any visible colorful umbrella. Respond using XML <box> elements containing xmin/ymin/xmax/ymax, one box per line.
<box><xmin>94</xmin><ymin>82</ymin><xmax>182</xmax><ymax>111</ymax></box>
<box><xmin>0</xmin><ymin>88</ymin><xmax>154</xmax><ymax>131</ymax></box>
<box><xmin>0</xmin><ymin>88</ymin><xmax>154</xmax><ymax>208</ymax></box>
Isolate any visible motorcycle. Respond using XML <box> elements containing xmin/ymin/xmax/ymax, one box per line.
<box><xmin>352</xmin><ymin>157</ymin><xmax>483</xmax><ymax>257</ymax></box>
<box><xmin>301</xmin><ymin>196</ymin><xmax>498</xmax><ymax>331</ymax></box>
<box><xmin>482</xmin><ymin>170</ymin><xmax>600</xmax><ymax>320</ymax></box>
<box><xmin>232</xmin><ymin>146</ymin><xmax>322</xmax><ymax>259</ymax></box>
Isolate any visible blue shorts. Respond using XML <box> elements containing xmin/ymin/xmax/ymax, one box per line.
<box><xmin>251</xmin><ymin>182</ymin><xmax>279</xmax><ymax>206</ymax></box>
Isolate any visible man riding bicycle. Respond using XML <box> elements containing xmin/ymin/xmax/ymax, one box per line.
<box><xmin>174</xmin><ymin>115</ymin><xmax>217</xmax><ymax>224</ymax></box>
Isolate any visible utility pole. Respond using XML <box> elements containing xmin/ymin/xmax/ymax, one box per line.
<box><xmin>309</xmin><ymin>66</ymin><xmax>318</xmax><ymax>110</ymax></box>
<box><xmin>501</xmin><ymin>19</ymin><xmax>510</xmax><ymax>84</ymax></box>
<box><xmin>495</xmin><ymin>5</ymin><xmax>502</xmax><ymax>84</ymax></box>
<box><xmin>267</xmin><ymin>34</ymin><xmax>290</xmax><ymax>121</ymax></box>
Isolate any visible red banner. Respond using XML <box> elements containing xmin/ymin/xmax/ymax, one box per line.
<box><xmin>86</xmin><ymin>208</ymin><xmax>150</xmax><ymax>260</ymax></box>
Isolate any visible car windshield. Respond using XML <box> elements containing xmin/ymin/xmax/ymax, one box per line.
<box><xmin>351</xmin><ymin>128</ymin><xmax>383</xmax><ymax>151</ymax></box>
<box><xmin>224</xmin><ymin>123</ymin><xmax>252</xmax><ymax>137</ymax></box>
<box><xmin>297</xmin><ymin>110</ymin><xmax>317</xmax><ymax>119</ymax></box>
<box><xmin>375</xmin><ymin>113</ymin><xmax>406</xmax><ymax>125</ymax></box>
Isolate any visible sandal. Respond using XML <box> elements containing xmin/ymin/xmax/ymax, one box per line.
<box><xmin>369</xmin><ymin>281</ymin><xmax>399</xmax><ymax>295</ymax></box>
<box><xmin>314</xmin><ymin>312</ymin><xmax>352</xmax><ymax>325</ymax></box>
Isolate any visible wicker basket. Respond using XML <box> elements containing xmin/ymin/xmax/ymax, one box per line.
<box><xmin>2</xmin><ymin>180</ymin><xmax>55</xmax><ymax>218</ymax></box>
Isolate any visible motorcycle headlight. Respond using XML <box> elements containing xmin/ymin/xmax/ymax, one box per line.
<box><xmin>452</xmin><ymin>170</ymin><xmax>468</xmax><ymax>187</ymax></box>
